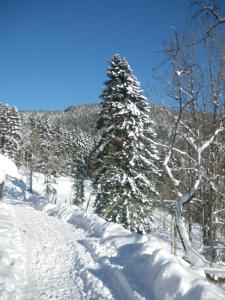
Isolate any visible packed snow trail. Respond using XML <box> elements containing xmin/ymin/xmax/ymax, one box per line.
<box><xmin>2</xmin><ymin>199</ymin><xmax>225</xmax><ymax>300</ymax></box>
<box><xmin>3</xmin><ymin>199</ymin><xmax>141</xmax><ymax>300</ymax></box>
<box><xmin>13</xmin><ymin>203</ymin><xmax>82</xmax><ymax>299</ymax></box>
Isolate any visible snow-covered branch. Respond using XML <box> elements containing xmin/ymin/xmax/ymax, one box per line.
<box><xmin>163</xmin><ymin>151</ymin><xmax>181</xmax><ymax>191</ymax></box>
<box><xmin>151</xmin><ymin>140</ymin><xmax>197</xmax><ymax>163</ymax></box>
<box><xmin>200</xmin><ymin>126</ymin><xmax>224</xmax><ymax>152</ymax></box>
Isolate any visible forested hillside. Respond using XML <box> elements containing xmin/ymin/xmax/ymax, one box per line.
<box><xmin>1</xmin><ymin>90</ymin><xmax>225</xmax><ymax>269</ymax></box>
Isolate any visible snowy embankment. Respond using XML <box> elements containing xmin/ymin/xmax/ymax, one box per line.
<box><xmin>42</xmin><ymin>202</ymin><xmax>225</xmax><ymax>300</ymax></box>
<box><xmin>0</xmin><ymin>153</ymin><xmax>21</xmax><ymax>184</ymax></box>
<box><xmin>0</xmin><ymin>154</ymin><xmax>24</xmax><ymax>299</ymax></box>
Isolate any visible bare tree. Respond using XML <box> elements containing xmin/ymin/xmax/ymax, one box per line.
<box><xmin>192</xmin><ymin>0</ymin><xmax>225</xmax><ymax>43</ymax></box>
<box><xmin>157</xmin><ymin>24</ymin><xmax>225</xmax><ymax>276</ymax></box>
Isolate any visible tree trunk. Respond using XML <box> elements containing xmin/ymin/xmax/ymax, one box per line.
<box><xmin>29</xmin><ymin>167</ymin><xmax>33</xmax><ymax>193</ymax></box>
<box><xmin>210</xmin><ymin>199</ymin><xmax>216</xmax><ymax>264</ymax></box>
<box><xmin>188</xmin><ymin>203</ymin><xmax>192</xmax><ymax>243</ymax></box>
<box><xmin>173</xmin><ymin>219</ymin><xmax>177</xmax><ymax>256</ymax></box>
<box><xmin>203</xmin><ymin>193</ymin><xmax>216</xmax><ymax>263</ymax></box>
<box><xmin>176</xmin><ymin>191</ymin><xmax>210</xmax><ymax>267</ymax></box>
<box><xmin>0</xmin><ymin>182</ymin><xmax>4</xmax><ymax>200</ymax></box>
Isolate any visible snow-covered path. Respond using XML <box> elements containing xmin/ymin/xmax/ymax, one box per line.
<box><xmin>3</xmin><ymin>200</ymin><xmax>142</xmax><ymax>300</ymax></box>
<box><xmin>13</xmin><ymin>203</ymin><xmax>82</xmax><ymax>299</ymax></box>
<box><xmin>2</xmin><ymin>189</ymin><xmax>225</xmax><ymax>300</ymax></box>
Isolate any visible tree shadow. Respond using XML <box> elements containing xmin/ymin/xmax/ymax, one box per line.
<box><xmin>77</xmin><ymin>239</ymin><xmax>152</xmax><ymax>300</ymax></box>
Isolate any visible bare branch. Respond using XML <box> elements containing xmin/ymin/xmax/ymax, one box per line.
<box><xmin>191</xmin><ymin>0</ymin><xmax>225</xmax><ymax>45</ymax></box>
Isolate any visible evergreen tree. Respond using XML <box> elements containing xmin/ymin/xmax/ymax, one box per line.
<box><xmin>51</xmin><ymin>119</ymin><xmax>69</xmax><ymax>175</ymax></box>
<box><xmin>69</xmin><ymin>129</ymin><xmax>91</xmax><ymax>206</ymax></box>
<box><xmin>19</xmin><ymin>115</ymin><xmax>41</xmax><ymax>192</ymax></box>
<box><xmin>44</xmin><ymin>168</ymin><xmax>57</xmax><ymax>202</ymax></box>
<box><xmin>71</xmin><ymin>154</ymin><xmax>86</xmax><ymax>206</ymax></box>
<box><xmin>0</xmin><ymin>103</ymin><xmax>21</xmax><ymax>160</ymax></box>
<box><xmin>38</xmin><ymin>117</ymin><xmax>57</xmax><ymax>201</ymax></box>
<box><xmin>93</xmin><ymin>54</ymin><xmax>160</xmax><ymax>233</ymax></box>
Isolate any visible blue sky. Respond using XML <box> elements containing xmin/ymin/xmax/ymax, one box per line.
<box><xmin>0</xmin><ymin>0</ymin><xmax>223</xmax><ymax>111</ymax></box>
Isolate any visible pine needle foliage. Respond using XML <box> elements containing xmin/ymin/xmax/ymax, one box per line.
<box><xmin>94</xmin><ymin>54</ymin><xmax>160</xmax><ymax>233</ymax></box>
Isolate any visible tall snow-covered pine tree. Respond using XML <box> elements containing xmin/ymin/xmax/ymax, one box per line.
<box><xmin>94</xmin><ymin>54</ymin><xmax>160</xmax><ymax>233</ymax></box>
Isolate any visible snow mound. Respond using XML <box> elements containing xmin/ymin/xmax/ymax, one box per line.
<box><xmin>0</xmin><ymin>154</ymin><xmax>20</xmax><ymax>182</ymax></box>
<box><xmin>43</xmin><ymin>203</ymin><xmax>225</xmax><ymax>300</ymax></box>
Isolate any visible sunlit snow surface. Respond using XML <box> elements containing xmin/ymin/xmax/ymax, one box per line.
<box><xmin>0</xmin><ymin>169</ymin><xmax>225</xmax><ymax>299</ymax></box>
<box><xmin>0</xmin><ymin>154</ymin><xmax>20</xmax><ymax>183</ymax></box>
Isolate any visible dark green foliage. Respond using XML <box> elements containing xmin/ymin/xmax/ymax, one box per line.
<box><xmin>0</xmin><ymin>103</ymin><xmax>21</xmax><ymax>160</ymax></box>
<box><xmin>72</xmin><ymin>156</ymin><xmax>86</xmax><ymax>206</ymax></box>
<box><xmin>93</xmin><ymin>54</ymin><xmax>161</xmax><ymax>233</ymax></box>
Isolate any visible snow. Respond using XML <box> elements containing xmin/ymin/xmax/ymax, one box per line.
<box><xmin>175</xmin><ymin>70</ymin><xmax>183</xmax><ymax>76</ymax></box>
<box><xmin>0</xmin><ymin>169</ymin><xmax>5</xmax><ymax>184</ymax></box>
<box><xmin>43</xmin><ymin>203</ymin><xmax>225</xmax><ymax>300</ymax></box>
<box><xmin>0</xmin><ymin>174</ymin><xmax>225</xmax><ymax>299</ymax></box>
<box><xmin>21</xmin><ymin>169</ymin><xmax>95</xmax><ymax>210</ymax></box>
<box><xmin>0</xmin><ymin>203</ymin><xmax>26</xmax><ymax>299</ymax></box>
<box><xmin>0</xmin><ymin>153</ymin><xmax>20</xmax><ymax>180</ymax></box>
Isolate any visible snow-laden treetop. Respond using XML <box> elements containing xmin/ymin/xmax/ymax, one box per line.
<box><xmin>103</xmin><ymin>54</ymin><xmax>147</xmax><ymax>103</ymax></box>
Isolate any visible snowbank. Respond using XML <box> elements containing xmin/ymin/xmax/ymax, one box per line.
<box><xmin>0</xmin><ymin>169</ymin><xmax>5</xmax><ymax>184</ymax></box>
<box><xmin>0</xmin><ymin>154</ymin><xmax>20</xmax><ymax>181</ymax></box>
<box><xmin>43</xmin><ymin>203</ymin><xmax>225</xmax><ymax>300</ymax></box>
